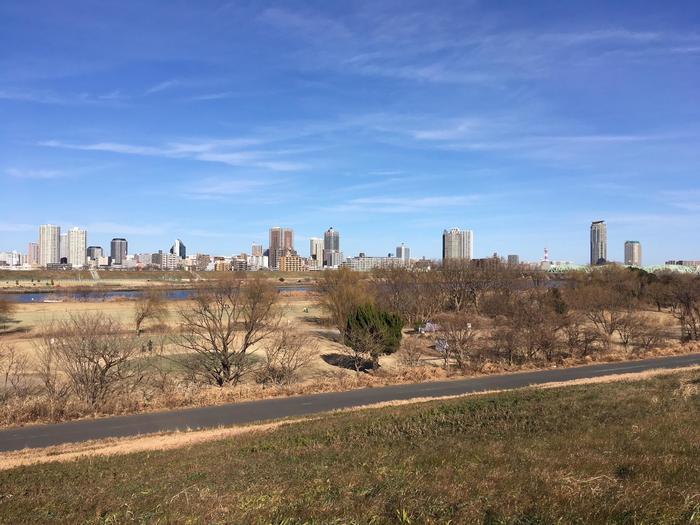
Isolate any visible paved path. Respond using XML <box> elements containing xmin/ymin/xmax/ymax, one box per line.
<box><xmin>1</xmin><ymin>353</ymin><xmax>699</xmax><ymax>453</ymax></box>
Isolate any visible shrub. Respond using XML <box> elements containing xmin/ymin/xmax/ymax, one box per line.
<box><xmin>344</xmin><ymin>303</ymin><xmax>404</xmax><ymax>370</ymax></box>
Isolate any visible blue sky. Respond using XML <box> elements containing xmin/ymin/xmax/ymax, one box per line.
<box><xmin>1</xmin><ymin>0</ymin><xmax>699</xmax><ymax>264</ymax></box>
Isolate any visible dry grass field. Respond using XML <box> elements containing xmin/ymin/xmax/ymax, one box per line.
<box><xmin>0</xmin><ymin>292</ymin><xmax>370</xmax><ymax>382</ymax></box>
<box><xmin>1</xmin><ymin>271</ymin><xmax>698</xmax><ymax>428</ymax></box>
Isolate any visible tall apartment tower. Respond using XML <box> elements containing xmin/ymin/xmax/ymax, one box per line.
<box><xmin>323</xmin><ymin>227</ymin><xmax>340</xmax><ymax>267</ymax></box>
<box><xmin>590</xmin><ymin>220</ymin><xmax>607</xmax><ymax>265</ymax></box>
<box><xmin>67</xmin><ymin>227</ymin><xmax>87</xmax><ymax>268</ymax></box>
<box><xmin>396</xmin><ymin>243</ymin><xmax>410</xmax><ymax>262</ymax></box>
<box><xmin>59</xmin><ymin>233</ymin><xmax>69</xmax><ymax>262</ymax></box>
<box><xmin>38</xmin><ymin>224</ymin><xmax>60</xmax><ymax>267</ymax></box>
<box><xmin>268</xmin><ymin>227</ymin><xmax>294</xmax><ymax>270</ymax></box>
<box><xmin>110</xmin><ymin>238</ymin><xmax>128</xmax><ymax>266</ymax></box>
<box><xmin>309</xmin><ymin>237</ymin><xmax>324</xmax><ymax>268</ymax></box>
<box><xmin>442</xmin><ymin>228</ymin><xmax>473</xmax><ymax>261</ymax></box>
<box><xmin>624</xmin><ymin>241</ymin><xmax>642</xmax><ymax>266</ymax></box>
<box><xmin>251</xmin><ymin>243</ymin><xmax>263</xmax><ymax>257</ymax></box>
<box><xmin>170</xmin><ymin>239</ymin><xmax>186</xmax><ymax>259</ymax></box>
<box><xmin>27</xmin><ymin>242</ymin><xmax>39</xmax><ymax>266</ymax></box>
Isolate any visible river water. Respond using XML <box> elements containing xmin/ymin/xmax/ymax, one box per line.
<box><xmin>3</xmin><ymin>286</ymin><xmax>312</xmax><ymax>303</ymax></box>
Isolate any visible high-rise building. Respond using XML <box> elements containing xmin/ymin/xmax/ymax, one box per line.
<box><xmin>67</xmin><ymin>227</ymin><xmax>87</xmax><ymax>268</ymax></box>
<box><xmin>39</xmin><ymin>224</ymin><xmax>60</xmax><ymax>267</ymax></box>
<box><xmin>309</xmin><ymin>237</ymin><xmax>324</xmax><ymax>269</ymax></box>
<box><xmin>323</xmin><ymin>227</ymin><xmax>340</xmax><ymax>267</ymax></box>
<box><xmin>59</xmin><ymin>233</ymin><xmax>69</xmax><ymax>262</ymax></box>
<box><xmin>87</xmin><ymin>246</ymin><xmax>103</xmax><ymax>260</ymax></box>
<box><xmin>268</xmin><ymin>227</ymin><xmax>294</xmax><ymax>270</ymax></box>
<box><xmin>590</xmin><ymin>221</ymin><xmax>607</xmax><ymax>265</ymax></box>
<box><xmin>507</xmin><ymin>254</ymin><xmax>520</xmax><ymax>266</ymax></box>
<box><xmin>442</xmin><ymin>228</ymin><xmax>473</xmax><ymax>261</ymax></box>
<box><xmin>110</xmin><ymin>238</ymin><xmax>128</xmax><ymax>266</ymax></box>
<box><xmin>624</xmin><ymin>241</ymin><xmax>642</xmax><ymax>266</ymax></box>
<box><xmin>396</xmin><ymin>243</ymin><xmax>410</xmax><ymax>262</ymax></box>
<box><xmin>170</xmin><ymin>239</ymin><xmax>186</xmax><ymax>259</ymax></box>
<box><xmin>251</xmin><ymin>243</ymin><xmax>263</xmax><ymax>257</ymax></box>
<box><xmin>27</xmin><ymin>242</ymin><xmax>39</xmax><ymax>266</ymax></box>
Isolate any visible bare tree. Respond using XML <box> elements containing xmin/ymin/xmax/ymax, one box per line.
<box><xmin>565</xmin><ymin>284</ymin><xmax>628</xmax><ymax>351</ymax></box>
<box><xmin>372</xmin><ymin>267</ymin><xmax>444</xmax><ymax>328</ymax></box>
<box><xmin>255</xmin><ymin>328</ymin><xmax>316</xmax><ymax>386</ymax></box>
<box><xmin>177</xmin><ymin>277</ymin><xmax>280</xmax><ymax>386</ymax></box>
<box><xmin>667</xmin><ymin>274</ymin><xmax>700</xmax><ymax>341</ymax></box>
<box><xmin>616</xmin><ymin>310</ymin><xmax>645</xmax><ymax>351</ymax></box>
<box><xmin>437</xmin><ymin>314</ymin><xmax>484</xmax><ymax>372</ymax></box>
<box><xmin>0</xmin><ymin>343</ymin><xmax>31</xmax><ymax>400</ymax></box>
<box><xmin>35</xmin><ymin>340</ymin><xmax>71</xmax><ymax>406</ymax></box>
<box><xmin>439</xmin><ymin>261</ymin><xmax>520</xmax><ymax>314</ymax></box>
<box><xmin>635</xmin><ymin>316</ymin><xmax>668</xmax><ymax>352</ymax></box>
<box><xmin>485</xmin><ymin>290</ymin><xmax>568</xmax><ymax>364</ymax></box>
<box><xmin>34</xmin><ymin>313</ymin><xmax>140</xmax><ymax>407</ymax></box>
<box><xmin>397</xmin><ymin>337</ymin><xmax>424</xmax><ymax>368</ymax></box>
<box><xmin>562</xmin><ymin>312</ymin><xmax>602</xmax><ymax>358</ymax></box>
<box><xmin>0</xmin><ymin>299</ymin><xmax>16</xmax><ymax>331</ymax></box>
<box><xmin>134</xmin><ymin>288</ymin><xmax>169</xmax><ymax>335</ymax></box>
<box><xmin>316</xmin><ymin>267</ymin><xmax>371</xmax><ymax>335</ymax></box>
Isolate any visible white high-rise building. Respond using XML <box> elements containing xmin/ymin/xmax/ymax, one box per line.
<box><xmin>590</xmin><ymin>221</ymin><xmax>607</xmax><ymax>265</ymax></box>
<box><xmin>59</xmin><ymin>233</ymin><xmax>69</xmax><ymax>261</ymax></box>
<box><xmin>39</xmin><ymin>224</ymin><xmax>61</xmax><ymax>267</ymax></box>
<box><xmin>442</xmin><ymin>229</ymin><xmax>473</xmax><ymax>261</ymax></box>
<box><xmin>624</xmin><ymin>240</ymin><xmax>642</xmax><ymax>266</ymax></box>
<box><xmin>309</xmin><ymin>237</ymin><xmax>324</xmax><ymax>269</ymax></box>
<box><xmin>67</xmin><ymin>227</ymin><xmax>87</xmax><ymax>268</ymax></box>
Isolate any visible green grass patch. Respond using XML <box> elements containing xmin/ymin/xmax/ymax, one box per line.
<box><xmin>1</xmin><ymin>372</ymin><xmax>699</xmax><ymax>524</ymax></box>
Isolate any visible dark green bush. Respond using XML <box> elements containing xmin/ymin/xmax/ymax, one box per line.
<box><xmin>344</xmin><ymin>303</ymin><xmax>404</xmax><ymax>369</ymax></box>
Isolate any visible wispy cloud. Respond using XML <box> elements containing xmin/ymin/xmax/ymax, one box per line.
<box><xmin>325</xmin><ymin>194</ymin><xmax>484</xmax><ymax>214</ymax></box>
<box><xmin>0</xmin><ymin>88</ymin><xmax>127</xmax><ymax>106</ymax></box>
<box><xmin>5</xmin><ymin>168</ymin><xmax>66</xmax><ymax>179</ymax></box>
<box><xmin>187</xmin><ymin>91</ymin><xmax>236</xmax><ymax>101</ymax></box>
<box><xmin>259</xmin><ymin>6</ymin><xmax>700</xmax><ymax>85</ymax></box>
<box><xmin>39</xmin><ymin>139</ymin><xmax>309</xmax><ymax>172</ymax></box>
<box><xmin>144</xmin><ymin>79</ymin><xmax>180</xmax><ymax>95</ymax></box>
<box><xmin>183</xmin><ymin>176</ymin><xmax>273</xmax><ymax>200</ymax></box>
<box><xmin>659</xmin><ymin>190</ymin><xmax>700</xmax><ymax>212</ymax></box>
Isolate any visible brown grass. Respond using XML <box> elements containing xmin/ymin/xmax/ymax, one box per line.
<box><xmin>2</xmin><ymin>366</ymin><xmax>696</xmax><ymax>471</ymax></box>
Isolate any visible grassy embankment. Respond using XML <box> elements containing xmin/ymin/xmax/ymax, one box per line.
<box><xmin>0</xmin><ymin>370</ymin><xmax>698</xmax><ymax>524</ymax></box>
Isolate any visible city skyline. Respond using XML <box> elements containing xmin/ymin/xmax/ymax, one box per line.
<box><xmin>1</xmin><ymin>219</ymin><xmax>697</xmax><ymax>272</ymax></box>
<box><xmin>1</xmin><ymin>2</ymin><xmax>699</xmax><ymax>265</ymax></box>
<box><xmin>0</xmin><ymin>218</ymin><xmax>691</xmax><ymax>267</ymax></box>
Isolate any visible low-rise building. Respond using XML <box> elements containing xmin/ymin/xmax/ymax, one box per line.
<box><xmin>342</xmin><ymin>254</ymin><xmax>406</xmax><ymax>272</ymax></box>
<box><xmin>279</xmin><ymin>253</ymin><xmax>305</xmax><ymax>272</ymax></box>
<box><xmin>214</xmin><ymin>259</ymin><xmax>231</xmax><ymax>272</ymax></box>
<box><xmin>232</xmin><ymin>257</ymin><xmax>248</xmax><ymax>271</ymax></box>
<box><xmin>246</xmin><ymin>254</ymin><xmax>268</xmax><ymax>270</ymax></box>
